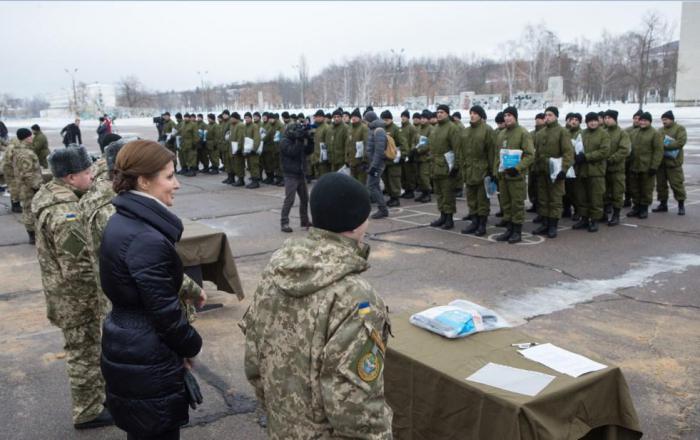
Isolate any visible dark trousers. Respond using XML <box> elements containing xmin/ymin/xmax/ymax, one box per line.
<box><xmin>281</xmin><ymin>174</ymin><xmax>309</xmax><ymax>225</ymax></box>
<box><xmin>367</xmin><ymin>164</ymin><xmax>387</xmax><ymax>213</ymax></box>
<box><xmin>127</xmin><ymin>429</ymin><xmax>180</xmax><ymax>440</ymax></box>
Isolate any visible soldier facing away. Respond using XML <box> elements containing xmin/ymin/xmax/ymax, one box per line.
<box><xmin>242</xmin><ymin>172</ymin><xmax>392</xmax><ymax>440</ymax></box>
<box><xmin>6</xmin><ymin>128</ymin><xmax>42</xmax><ymax>243</ymax></box>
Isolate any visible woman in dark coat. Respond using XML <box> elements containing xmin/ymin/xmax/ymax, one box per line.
<box><xmin>100</xmin><ymin>140</ymin><xmax>203</xmax><ymax>440</ymax></box>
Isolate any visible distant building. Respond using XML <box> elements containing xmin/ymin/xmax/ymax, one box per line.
<box><xmin>40</xmin><ymin>82</ymin><xmax>117</xmax><ymax>118</ymax></box>
<box><xmin>676</xmin><ymin>2</ymin><xmax>700</xmax><ymax>106</ymax></box>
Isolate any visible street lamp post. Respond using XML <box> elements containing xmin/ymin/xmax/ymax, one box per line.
<box><xmin>64</xmin><ymin>68</ymin><xmax>78</xmax><ymax>115</ymax></box>
<box><xmin>197</xmin><ymin>70</ymin><xmax>209</xmax><ymax>110</ymax></box>
<box><xmin>292</xmin><ymin>64</ymin><xmax>304</xmax><ymax>109</ymax></box>
<box><xmin>390</xmin><ymin>48</ymin><xmax>405</xmax><ymax>106</ymax></box>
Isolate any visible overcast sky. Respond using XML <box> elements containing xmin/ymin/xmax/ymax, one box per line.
<box><xmin>1</xmin><ymin>1</ymin><xmax>682</xmax><ymax>98</ymax></box>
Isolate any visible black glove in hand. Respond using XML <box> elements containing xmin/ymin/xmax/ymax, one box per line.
<box><xmin>369</xmin><ymin>167</ymin><xmax>380</xmax><ymax>178</ymax></box>
<box><xmin>505</xmin><ymin>167</ymin><xmax>519</xmax><ymax>177</ymax></box>
<box><xmin>648</xmin><ymin>168</ymin><xmax>657</xmax><ymax>177</ymax></box>
<box><xmin>449</xmin><ymin>167</ymin><xmax>459</xmax><ymax>178</ymax></box>
<box><xmin>184</xmin><ymin>370</ymin><xmax>203</xmax><ymax>410</ymax></box>
<box><xmin>555</xmin><ymin>171</ymin><xmax>566</xmax><ymax>181</ymax></box>
<box><xmin>575</xmin><ymin>152</ymin><xmax>586</xmax><ymax>165</ymax></box>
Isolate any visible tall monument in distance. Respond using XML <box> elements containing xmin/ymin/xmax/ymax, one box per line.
<box><xmin>676</xmin><ymin>2</ymin><xmax>700</xmax><ymax>107</ymax></box>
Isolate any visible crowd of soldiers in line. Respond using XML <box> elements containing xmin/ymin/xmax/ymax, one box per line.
<box><xmin>154</xmin><ymin>103</ymin><xmax>688</xmax><ymax>243</ymax></box>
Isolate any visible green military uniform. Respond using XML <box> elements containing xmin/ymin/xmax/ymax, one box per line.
<box><xmin>458</xmin><ymin>119</ymin><xmax>495</xmax><ymax>221</ymax></box>
<box><xmin>196</xmin><ymin>120</ymin><xmax>209</xmax><ymax>170</ymax></box>
<box><xmin>313</xmin><ymin>121</ymin><xmax>332</xmax><ymax>177</ymax></box>
<box><xmin>528</xmin><ymin>126</ymin><xmax>544</xmax><ymax>210</ymax></box>
<box><xmin>32</xmin><ymin>179</ymin><xmax>106</xmax><ymax>424</ymax></box>
<box><xmin>232</xmin><ymin>121</ymin><xmax>247</xmax><ymax>182</ymax></box>
<box><xmin>565</xmin><ymin>126</ymin><xmax>583</xmax><ymax>216</ymax></box>
<box><xmin>2</xmin><ymin>139</ymin><xmax>20</xmax><ymax>204</ymax></box>
<box><xmin>162</xmin><ymin>119</ymin><xmax>178</xmax><ymax>168</ymax></box>
<box><xmin>494</xmin><ymin>124</ymin><xmax>534</xmax><ymax>225</ymax></box>
<box><xmin>78</xmin><ymin>166</ymin><xmax>201</xmax><ymax>322</ymax></box>
<box><xmin>629</xmin><ymin>126</ymin><xmax>663</xmax><ymax>210</ymax></box>
<box><xmin>207</xmin><ymin>120</ymin><xmax>221</xmax><ymax>170</ymax></box>
<box><xmin>260</xmin><ymin>120</ymin><xmax>276</xmax><ymax>181</ymax></box>
<box><xmin>221</xmin><ymin>118</ymin><xmax>235</xmax><ymax>176</ymax></box>
<box><xmin>382</xmin><ymin>122</ymin><xmax>403</xmax><ymax>201</ymax></box>
<box><xmin>32</xmin><ymin>130</ymin><xmax>50</xmax><ymax>168</ymax></box>
<box><xmin>604</xmin><ymin>125</ymin><xmax>631</xmax><ymax>211</ymax></box>
<box><xmin>175</xmin><ymin>119</ymin><xmax>186</xmax><ymax>169</ymax></box>
<box><xmin>623</xmin><ymin>124</ymin><xmax>639</xmax><ymax>204</ymax></box>
<box><xmin>329</xmin><ymin>120</ymin><xmax>349</xmax><ymax>172</ymax></box>
<box><xmin>656</xmin><ymin>122</ymin><xmax>687</xmax><ymax>204</ymax></box>
<box><xmin>346</xmin><ymin>121</ymin><xmax>369</xmax><ymax>184</ymax></box>
<box><xmin>533</xmin><ymin>121</ymin><xmax>572</xmax><ymax>219</ymax></box>
<box><xmin>415</xmin><ymin>124</ymin><xmax>433</xmax><ymax>197</ymax></box>
<box><xmin>400</xmin><ymin>121</ymin><xmax>419</xmax><ymax>197</ymax></box>
<box><xmin>182</xmin><ymin>119</ymin><xmax>200</xmax><ymax>170</ymax></box>
<box><xmin>244</xmin><ymin>121</ymin><xmax>262</xmax><ymax>182</ymax></box>
<box><xmin>242</xmin><ymin>228</ymin><xmax>392</xmax><ymax>440</ymax></box>
<box><xmin>574</xmin><ymin>126</ymin><xmax>610</xmax><ymax>223</ymax></box>
<box><xmin>429</xmin><ymin>118</ymin><xmax>461</xmax><ymax>215</ymax></box>
<box><xmin>7</xmin><ymin>139</ymin><xmax>42</xmax><ymax>231</ymax></box>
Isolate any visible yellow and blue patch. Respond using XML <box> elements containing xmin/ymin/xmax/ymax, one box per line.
<box><xmin>65</xmin><ymin>213</ymin><xmax>77</xmax><ymax>222</ymax></box>
<box><xmin>357</xmin><ymin>301</ymin><xmax>370</xmax><ymax>317</ymax></box>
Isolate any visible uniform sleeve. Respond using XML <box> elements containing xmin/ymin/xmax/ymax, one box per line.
<box><xmin>651</xmin><ymin>131</ymin><xmax>664</xmax><ymax>170</ymax></box>
<box><xmin>516</xmin><ymin>130</ymin><xmax>534</xmax><ymax>172</ymax></box>
<box><xmin>585</xmin><ymin>131</ymin><xmax>610</xmax><ymax>162</ymax></box>
<box><xmin>668</xmin><ymin>126</ymin><xmax>687</xmax><ymax>150</ymax></box>
<box><xmin>253</xmin><ymin>126</ymin><xmax>261</xmax><ymax>151</ymax></box>
<box><xmin>241</xmin><ymin>298</ymin><xmax>265</xmax><ymax>406</ymax></box>
<box><xmin>609</xmin><ymin>131</ymin><xmax>631</xmax><ymax>164</ymax></box>
<box><xmin>560</xmin><ymin>128</ymin><xmax>573</xmax><ymax>170</ymax></box>
<box><xmin>50</xmin><ymin>210</ymin><xmax>96</xmax><ymax>290</ymax></box>
<box><xmin>126</xmin><ymin>233</ymin><xmax>202</xmax><ymax>358</ymax></box>
<box><xmin>178</xmin><ymin>274</ymin><xmax>202</xmax><ymax>301</ymax></box>
<box><xmin>320</xmin><ymin>308</ymin><xmax>392</xmax><ymax>439</ymax></box>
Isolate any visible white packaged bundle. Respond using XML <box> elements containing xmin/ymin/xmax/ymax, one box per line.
<box><xmin>355</xmin><ymin>141</ymin><xmax>364</xmax><ymax>159</ymax></box>
<box><xmin>230</xmin><ymin>141</ymin><xmax>239</xmax><ymax>155</ymax></box>
<box><xmin>337</xmin><ymin>164</ymin><xmax>351</xmax><ymax>176</ymax></box>
<box><xmin>572</xmin><ymin>134</ymin><xmax>584</xmax><ymax>155</ymax></box>
<box><xmin>498</xmin><ymin>149</ymin><xmax>522</xmax><ymax>172</ymax></box>
<box><xmin>393</xmin><ymin>149</ymin><xmax>402</xmax><ymax>164</ymax></box>
<box><xmin>274</xmin><ymin>131</ymin><xmax>282</xmax><ymax>142</ymax></box>
<box><xmin>243</xmin><ymin>137</ymin><xmax>254</xmax><ymax>154</ymax></box>
<box><xmin>320</xmin><ymin>143</ymin><xmax>329</xmax><ymax>162</ymax></box>
<box><xmin>410</xmin><ymin>299</ymin><xmax>510</xmax><ymax>339</ymax></box>
<box><xmin>415</xmin><ymin>135</ymin><xmax>428</xmax><ymax>149</ymax></box>
<box><xmin>549</xmin><ymin>157</ymin><xmax>562</xmax><ymax>183</ymax></box>
<box><xmin>175</xmin><ymin>136</ymin><xmax>182</xmax><ymax>150</ymax></box>
<box><xmin>484</xmin><ymin>176</ymin><xmax>498</xmax><ymax>199</ymax></box>
<box><xmin>444</xmin><ymin>150</ymin><xmax>455</xmax><ymax>171</ymax></box>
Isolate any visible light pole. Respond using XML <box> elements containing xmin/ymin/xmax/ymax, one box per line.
<box><xmin>390</xmin><ymin>48</ymin><xmax>405</xmax><ymax>106</ymax></box>
<box><xmin>292</xmin><ymin>64</ymin><xmax>304</xmax><ymax>109</ymax></box>
<box><xmin>197</xmin><ymin>70</ymin><xmax>208</xmax><ymax>110</ymax></box>
<box><xmin>64</xmin><ymin>68</ymin><xmax>78</xmax><ymax>114</ymax></box>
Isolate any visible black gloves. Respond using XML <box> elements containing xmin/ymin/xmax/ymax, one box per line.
<box><xmin>184</xmin><ymin>370</ymin><xmax>203</xmax><ymax>409</ymax></box>
<box><xmin>555</xmin><ymin>171</ymin><xmax>566</xmax><ymax>181</ymax></box>
<box><xmin>449</xmin><ymin>167</ymin><xmax>459</xmax><ymax>178</ymax></box>
<box><xmin>505</xmin><ymin>167</ymin><xmax>519</xmax><ymax>177</ymax></box>
<box><xmin>648</xmin><ymin>168</ymin><xmax>657</xmax><ymax>177</ymax></box>
<box><xmin>369</xmin><ymin>167</ymin><xmax>380</xmax><ymax>178</ymax></box>
<box><xmin>575</xmin><ymin>152</ymin><xmax>586</xmax><ymax>165</ymax></box>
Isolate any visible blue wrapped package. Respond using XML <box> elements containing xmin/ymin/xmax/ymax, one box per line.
<box><xmin>410</xmin><ymin>299</ymin><xmax>510</xmax><ymax>339</ymax></box>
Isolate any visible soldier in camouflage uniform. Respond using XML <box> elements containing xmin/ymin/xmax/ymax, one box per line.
<box><xmin>429</xmin><ymin>104</ymin><xmax>462</xmax><ymax>230</ymax></box>
<box><xmin>78</xmin><ymin>138</ymin><xmax>204</xmax><ymax>322</ymax></box>
<box><xmin>603</xmin><ymin>110</ymin><xmax>631</xmax><ymax>226</ymax></box>
<box><xmin>7</xmin><ymin>129</ymin><xmax>42</xmax><ymax>243</ymax></box>
<box><xmin>205</xmin><ymin>113</ymin><xmax>221</xmax><ymax>174</ymax></box>
<box><xmin>32</xmin><ymin>145</ymin><xmax>114</xmax><ymax>429</ymax></box>
<box><xmin>31</xmin><ymin>124</ymin><xmax>50</xmax><ymax>168</ymax></box>
<box><xmin>380</xmin><ymin>110</ymin><xmax>403</xmax><ymax>208</ymax></box>
<box><xmin>242</xmin><ymin>173</ymin><xmax>392</xmax><ymax>439</ymax></box>
<box><xmin>627</xmin><ymin>112</ymin><xmax>663</xmax><ymax>219</ymax></box>
<box><xmin>231</xmin><ymin>112</ymin><xmax>247</xmax><ymax>187</ymax></box>
<box><xmin>312</xmin><ymin>109</ymin><xmax>333</xmax><ymax>178</ymax></box>
<box><xmin>161</xmin><ymin>112</ymin><xmax>178</xmax><ymax>170</ymax></box>
<box><xmin>329</xmin><ymin>108</ymin><xmax>349</xmax><ymax>173</ymax></box>
<box><xmin>2</xmin><ymin>138</ymin><xmax>23</xmax><ymax>213</ymax></box>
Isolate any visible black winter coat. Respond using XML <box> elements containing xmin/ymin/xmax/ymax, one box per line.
<box><xmin>280</xmin><ymin>135</ymin><xmax>314</xmax><ymax>177</ymax></box>
<box><xmin>61</xmin><ymin>123</ymin><xmax>82</xmax><ymax>146</ymax></box>
<box><xmin>100</xmin><ymin>191</ymin><xmax>202</xmax><ymax>435</ymax></box>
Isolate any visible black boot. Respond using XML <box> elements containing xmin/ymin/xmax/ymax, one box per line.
<box><xmin>400</xmin><ymin>190</ymin><xmax>415</xmax><ymax>199</ymax></box>
<box><xmin>571</xmin><ymin>212</ymin><xmax>581</xmax><ymax>222</ymax></box>
<box><xmin>495</xmin><ymin>222</ymin><xmax>513</xmax><ymax>242</ymax></box>
<box><xmin>233</xmin><ymin>177</ymin><xmax>245</xmax><ymax>187</ymax></box>
<box><xmin>387</xmin><ymin>197</ymin><xmax>400</xmax><ymax>207</ymax></box>
<box><xmin>547</xmin><ymin>218</ymin><xmax>558</xmax><ymax>238</ymax></box>
<box><xmin>626</xmin><ymin>205</ymin><xmax>640</xmax><ymax>218</ymax></box>
<box><xmin>526</xmin><ymin>204</ymin><xmax>537</xmax><ymax>213</ymax></box>
<box><xmin>246</xmin><ymin>178</ymin><xmax>260</xmax><ymax>189</ymax></box>
<box><xmin>441</xmin><ymin>213</ymin><xmax>454</xmax><ymax>230</ymax></box>
<box><xmin>572</xmin><ymin>217</ymin><xmax>590</xmax><ymax>230</ymax></box>
<box><xmin>461</xmin><ymin>217</ymin><xmax>479</xmax><ymax>234</ymax></box>
<box><xmin>11</xmin><ymin>201</ymin><xmax>22</xmax><ymax>213</ymax></box>
<box><xmin>27</xmin><ymin>230</ymin><xmax>36</xmax><ymax>245</ymax></box>
<box><xmin>508</xmin><ymin>223</ymin><xmax>522</xmax><ymax>244</ymax></box>
<box><xmin>562</xmin><ymin>206</ymin><xmax>572</xmax><ymax>218</ymax></box>
<box><xmin>74</xmin><ymin>408</ymin><xmax>114</xmax><ymax>430</ymax></box>
<box><xmin>475</xmin><ymin>216</ymin><xmax>487</xmax><ymax>236</ymax></box>
<box><xmin>462</xmin><ymin>213</ymin><xmax>474</xmax><ymax>221</ymax></box>
<box><xmin>262</xmin><ymin>175</ymin><xmax>274</xmax><ymax>184</ymax></box>
<box><xmin>495</xmin><ymin>210</ymin><xmax>504</xmax><ymax>218</ymax></box>
<box><xmin>532</xmin><ymin>217</ymin><xmax>549</xmax><ymax>235</ymax></box>
<box><xmin>623</xmin><ymin>198</ymin><xmax>631</xmax><ymax>208</ymax></box>
<box><xmin>638</xmin><ymin>205</ymin><xmax>648</xmax><ymax>219</ymax></box>
<box><xmin>608</xmin><ymin>208</ymin><xmax>620</xmax><ymax>226</ymax></box>
<box><xmin>222</xmin><ymin>173</ymin><xmax>234</xmax><ymax>184</ymax></box>
<box><xmin>532</xmin><ymin>214</ymin><xmax>543</xmax><ymax>224</ymax></box>
<box><xmin>183</xmin><ymin>167</ymin><xmax>196</xmax><ymax>177</ymax></box>
<box><xmin>588</xmin><ymin>219</ymin><xmax>599</xmax><ymax>232</ymax></box>
<box><xmin>604</xmin><ymin>204</ymin><xmax>612</xmax><ymax>215</ymax></box>
<box><xmin>652</xmin><ymin>200</ymin><xmax>668</xmax><ymax>212</ymax></box>
<box><xmin>370</xmin><ymin>208</ymin><xmax>388</xmax><ymax>219</ymax></box>
<box><xmin>274</xmin><ymin>176</ymin><xmax>285</xmax><ymax>186</ymax></box>
<box><xmin>430</xmin><ymin>213</ymin><xmax>446</xmax><ymax>227</ymax></box>
<box><xmin>209</xmin><ymin>167</ymin><xmax>219</xmax><ymax>175</ymax></box>
<box><xmin>415</xmin><ymin>192</ymin><xmax>431</xmax><ymax>203</ymax></box>
<box><xmin>281</xmin><ymin>223</ymin><xmax>293</xmax><ymax>233</ymax></box>
<box><xmin>678</xmin><ymin>201</ymin><xmax>685</xmax><ymax>216</ymax></box>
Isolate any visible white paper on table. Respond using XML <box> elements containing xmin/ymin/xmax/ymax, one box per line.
<box><xmin>355</xmin><ymin>141</ymin><xmax>364</xmax><ymax>159</ymax></box>
<box><xmin>243</xmin><ymin>137</ymin><xmax>254</xmax><ymax>154</ymax></box>
<box><xmin>519</xmin><ymin>343</ymin><xmax>607</xmax><ymax>378</ymax></box>
<box><xmin>230</xmin><ymin>141</ymin><xmax>239</xmax><ymax>154</ymax></box>
<box><xmin>466</xmin><ymin>362</ymin><xmax>555</xmax><ymax>397</ymax></box>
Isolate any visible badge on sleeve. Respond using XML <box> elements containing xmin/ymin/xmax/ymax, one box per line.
<box><xmin>65</xmin><ymin>213</ymin><xmax>77</xmax><ymax>221</ymax></box>
<box><xmin>357</xmin><ymin>350</ymin><xmax>382</xmax><ymax>383</ymax></box>
<box><xmin>357</xmin><ymin>301</ymin><xmax>370</xmax><ymax>317</ymax></box>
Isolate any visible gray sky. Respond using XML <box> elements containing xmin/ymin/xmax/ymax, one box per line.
<box><xmin>2</xmin><ymin>1</ymin><xmax>682</xmax><ymax>98</ymax></box>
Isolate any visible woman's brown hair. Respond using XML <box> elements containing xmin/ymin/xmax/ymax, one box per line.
<box><xmin>113</xmin><ymin>140</ymin><xmax>175</xmax><ymax>193</ymax></box>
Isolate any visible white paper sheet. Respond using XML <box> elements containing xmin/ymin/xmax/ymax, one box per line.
<box><xmin>355</xmin><ymin>141</ymin><xmax>364</xmax><ymax>159</ymax></box>
<box><xmin>243</xmin><ymin>137</ymin><xmax>254</xmax><ymax>154</ymax></box>
<box><xmin>466</xmin><ymin>362</ymin><xmax>555</xmax><ymax>396</ymax></box>
<box><xmin>231</xmin><ymin>141</ymin><xmax>238</xmax><ymax>154</ymax></box>
<box><xmin>519</xmin><ymin>343</ymin><xmax>607</xmax><ymax>378</ymax></box>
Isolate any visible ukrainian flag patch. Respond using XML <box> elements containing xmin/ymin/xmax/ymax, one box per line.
<box><xmin>65</xmin><ymin>213</ymin><xmax>77</xmax><ymax>221</ymax></box>
<box><xmin>357</xmin><ymin>301</ymin><xmax>370</xmax><ymax>317</ymax></box>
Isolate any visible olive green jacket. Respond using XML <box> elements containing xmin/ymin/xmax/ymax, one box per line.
<box><xmin>658</xmin><ymin>122</ymin><xmax>687</xmax><ymax>168</ymax></box>
<box><xmin>458</xmin><ymin>120</ymin><xmax>495</xmax><ymax>185</ymax></box>
<box><xmin>578</xmin><ymin>127</ymin><xmax>610</xmax><ymax>178</ymax></box>
<box><xmin>605</xmin><ymin>125</ymin><xmax>631</xmax><ymax>173</ymax></box>
<box><xmin>533</xmin><ymin>121</ymin><xmax>573</xmax><ymax>175</ymax></box>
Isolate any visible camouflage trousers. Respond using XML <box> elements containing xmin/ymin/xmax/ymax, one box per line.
<box><xmin>19</xmin><ymin>184</ymin><xmax>37</xmax><ymax>231</ymax></box>
<box><xmin>62</xmin><ymin>317</ymin><xmax>105</xmax><ymax>424</ymax></box>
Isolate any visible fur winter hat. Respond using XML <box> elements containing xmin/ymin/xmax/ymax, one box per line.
<box><xmin>49</xmin><ymin>145</ymin><xmax>93</xmax><ymax>178</ymax></box>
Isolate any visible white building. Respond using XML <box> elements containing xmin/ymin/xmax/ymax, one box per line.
<box><xmin>676</xmin><ymin>2</ymin><xmax>700</xmax><ymax>106</ymax></box>
<box><xmin>40</xmin><ymin>82</ymin><xmax>117</xmax><ymax>118</ymax></box>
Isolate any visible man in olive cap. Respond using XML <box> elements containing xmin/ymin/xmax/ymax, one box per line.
<box><xmin>654</xmin><ymin>110</ymin><xmax>687</xmax><ymax>215</ymax></box>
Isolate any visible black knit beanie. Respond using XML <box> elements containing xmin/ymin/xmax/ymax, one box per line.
<box><xmin>469</xmin><ymin>105</ymin><xmax>486</xmax><ymax>120</ymax></box>
<box><xmin>495</xmin><ymin>112</ymin><xmax>505</xmax><ymax>123</ymax></box>
<box><xmin>545</xmin><ymin>106</ymin><xmax>559</xmax><ymax>117</ymax></box>
<box><xmin>311</xmin><ymin>173</ymin><xmax>371</xmax><ymax>233</ymax></box>
<box><xmin>380</xmin><ymin>110</ymin><xmax>393</xmax><ymax>120</ymax></box>
<box><xmin>16</xmin><ymin>128</ymin><xmax>32</xmax><ymax>141</ymax></box>
<box><xmin>661</xmin><ymin>110</ymin><xmax>674</xmax><ymax>121</ymax></box>
<box><xmin>640</xmin><ymin>112</ymin><xmax>653</xmax><ymax>122</ymax></box>
<box><xmin>604</xmin><ymin>109</ymin><xmax>619</xmax><ymax>121</ymax></box>
<box><xmin>502</xmin><ymin>106</ymin><xmax>518</xmax><ymax>120</ymax></box>
<box><xmin>585</xmin><ymin>112</ymin><xmax>598</xmax><ymax>123</ymax></box>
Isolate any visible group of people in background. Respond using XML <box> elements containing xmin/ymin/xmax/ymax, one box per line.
<box><xmin>153</xmin><ymin>103</ymin><xmax>688</xmax><ymax>242</ymax></box>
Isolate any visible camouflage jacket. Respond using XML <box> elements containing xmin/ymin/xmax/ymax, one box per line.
<box><xmin>5</xmin><ymin>140</ymin><xmax>42</xmax><ymax>189</ymax></box>
<box><xmin>79</xmin><ymin>179</ymin><xmax>202</xmax><ymax>321</ymax></box>
<box><xmin>32</xmin><ymin>179</ymin><xmax>100</xmax><ymax>328</ymax></box>
<box><xmin>242</xmin><ymin>228</ymin><xmax>393</xmax><ymax>440</ymax></box>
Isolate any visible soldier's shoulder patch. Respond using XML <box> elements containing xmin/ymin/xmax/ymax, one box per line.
<box><xmin>357</xmin><ymin>350</ymin><xmax>382</xmax><ymax>383</ymax></box>
<box><xmin>357</xmin><ymin>301</ymin><xmax>370</xmax><ymax>317</ymax></box>
<box><xmin>64</xmin><ymin>212</ymin><xmax>77</xmax><ymax>221</ymax></box>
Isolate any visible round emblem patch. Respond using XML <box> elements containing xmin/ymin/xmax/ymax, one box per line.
<box><xmin>357</xmin><ymin>351</ymin><xmax>382</xmax><ymax>382</ymax></box>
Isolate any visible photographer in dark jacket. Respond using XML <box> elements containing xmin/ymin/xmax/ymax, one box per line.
<box><xmin>61</xmin><ymin>118</ymin><xmax>83</xmax><ymax>146</ymax></box>
<box><xmin>279</xmin><ymin>123</ymin><xmax>314</xmax><ymax>233</ymax></box>
<box><xmin>100</xmin><ymin>140</ymin><xmax>203</xmax><ymax>440</ymax></box>
<box><xmin>364</xmin><ymin>111</ymin><xmax>389</xmax><ymax>219</ymax></box>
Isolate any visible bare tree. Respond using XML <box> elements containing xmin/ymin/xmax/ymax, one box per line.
<box><xmin>117</xmin><ymin>75</ymin><xmax>150</xmax><ymax>108</ymax></box>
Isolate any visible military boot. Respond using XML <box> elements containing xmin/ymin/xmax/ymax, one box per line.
<box><xmin>183</xmin><ymin>167</ymin><xmax>196</xmax><ymax>177</ymax></box>
<box><xmin>626</xmin><ymin>205</ymin><xmax>640</xmax><ymax>218</ymax></box>
<box><xmin>415</xmin><ymin>192</ymin><xmax>431</xmax><ymax>203</ymax></box>
<box><xmin>495</xmin><ymin>222</ymin><xmax>513</xmax><ymax>242</ymax></box>
<box><xmin>475</xmin><ymin>216</ymin><xmax>488</xmax><ymax>236</ymax></box>
<box><xmin>461</xmin><ymin>217</ymin><xmax>479</xmax><ymax>235</ymax></box>
<box><xmin>246</xmin><ymin>178</ymin><xmax>260</xmax><ymax>189</ymax></box>
<box><xmin>387</xmin><ymin>197</ymin><xmax>400</xmax><ymax>207</ymax></box>
<box><xmin>371</xmin><ymin>208</ymin><xmax>388</xmax><ymax>219</ymax></box>
<box><xmin>232</xmin><ymin>177</ymin><xmax>245</xmax><ymax>187</ymax></box>
<box><xmin>74</xmin><ymin>408</ymin><xmax>114</xmax><ymax>430</ymax></box>
<box><xmin>441</xmin><ymin>213</ymin><xmax>454</xmax><ymax>230</ymax></box>
<box><xmin>400</xmin><ymin>190</ymin><xmax>415</xmax><ymax>199</ymax></box>
<box><xmin>572</xmin><ymin>217</ymin><xmax>589</xmax><ymax>230</ymax></box>
<box><xmin>532</xmin><ymin>217</ymin><xmax>549</xmax><ymax>235</ymax></box>
<box><xmin>678</xmin><ymin>201</ymin><xmax>685</xmax><ymax>216</ymax></box>
<box><xmin>652</xmin><ymin>201</ymin><xmax>668</xmax><ymax>212</ymax></box>
<box><xmin>274</xmin><ymin>176</ymin><xmax>285</xmax><ymax>187</ymax></box>
<box><xmin>638</xmin><ymin>205</ymin><xmax>648</xmax><ymax>219</ymax></box>
<box><xmin>495</xmin><ymin>210</ymin><xmax>504</xmax><ymax>217</ymax></box>
<box><xmin>262</xmin><ymin>174</ymin><xmax>275</xmax><ymax>184</ymax></box>
<box><xmin>588</xmin><ymin>220</ymin><xmax>599</xmax><ymax>232</ymax></box>
<box><xmin>208</xmin><ymin>167</ymin><xmax>219</xmax><ymax>175</ymax></box>
<box><xmin>532</xmin><ymin>215</ymin><xmax>543</xmax><ymax>224</ymax></box>
<box><xmin>608</xmin><ymin>208</ymin><xmax>620</xmax><ymax>226</ymax></box>
<box><xmin>604</xmin><ymin>204</ymin><xmax>612</xmax><ymax>215</ymax></box>
<box><xmin>547</xmin><ymin>218</ymin><xmax>558</xmax><ymax>238</ymax></box>
<box><xmin>623</xmin><ymin>198</ymin><xmax>631</xmax><ymax>208</ymax></box>
<box><xmin>430</xmin><ymin>213</ymin><xmax>446</xmax><ymax>227</ymax></box>
<box><xmin>281</xmin><ymin>223</ymin><xmax>293</xmax><ymax>233</ymax></box>
<box><xmin>222</xmin><ymin>173</ymin><xmax>234</xmax><ymax>184</ymax></box>
<box><xmin>462</xmin><ymin>213</ymin><xmax>474</xmax><ymax>221</ymax></box>
<box><xmin>27</xmin><ymin>230</ymin><xmax>36</xmax><ymax>245</ymax></box>
<box><xmin>508</xmin><ymin>223</ymin><xmax>522</xmax><ymax>244</ymax></box>
<box><xmin>11</xmin><ymin>201</ymin><xmax>22</xmax><ymax>213</ymax></box>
